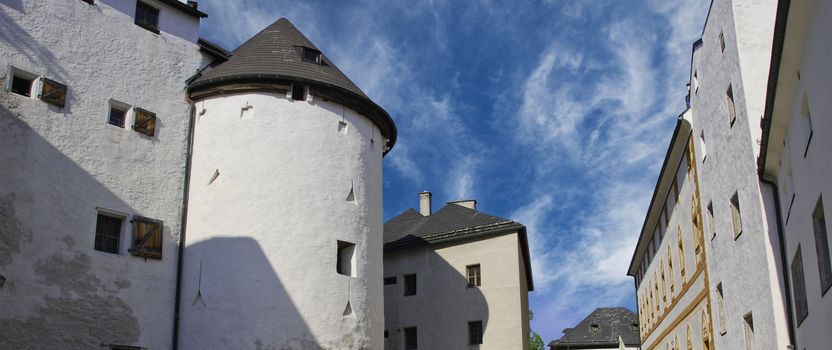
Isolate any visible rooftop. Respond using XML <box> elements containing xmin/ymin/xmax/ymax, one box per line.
<box><xmin>549</xmin><ymin>307</ymin><xmax>640</xmax><ymax>349</ymax></box>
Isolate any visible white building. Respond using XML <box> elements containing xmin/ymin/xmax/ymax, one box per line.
<box><xmin>758</xmin><ymin>0</ymin><xmax>832</xmax><ymax>349</ymax></box>
<box><xmin>0</xmin><ymin>1</ymin><xmax>396</xmax><ymax>349</ymax></box>
<box><xmin>382</xmin><ymin>192</ymin><xmax>533</xmax><ymax>350</ymax></box>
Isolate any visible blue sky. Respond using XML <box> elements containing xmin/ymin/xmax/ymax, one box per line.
<box><xmin>197</xmin><ymin>0</ymin><xmax>710</xmax><ymax>343</ymax></box>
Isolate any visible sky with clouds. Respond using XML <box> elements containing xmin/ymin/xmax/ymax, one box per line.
<box><xmin>196</xmin><ymin>0</ymin><xmax>711</xmax><ymax>343</ymax></box>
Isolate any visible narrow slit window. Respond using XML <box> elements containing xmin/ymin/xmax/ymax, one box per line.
<box><xmin>403</xmin><ymin>274</ymin><xmax>416</xmax><ymax>296</ymax></box>
<box><xmin>129</xmin><ymin>216</ymin><xmax>163</xmax><ymax>259</ymax></box>
<box><xmin>135</xmin><ymin>1</ymin><xmax>160</xmax><ymax>33</ymax></box>
<box><xmin>727</xmin><ymin>86</ymin><xmax>736</xmax><ymax>127</ymax></box>
<box><xmin>39</xmin><ymin>78</ymin><xmax>67</xmax><ymax>108</ymax></box>
<box><xmin>466</xmin><ymin>264</ymin><xmax>481</xmax><ymax>288</ymax></box>
<box><xmin>731</xmin><ymin>192</ymin><xmax>743</xmax><ymax>239</ymax></box>
<box><xmin>133</xmin><ymin>108</ymin><xmax>157</xmax><ymax>136</ymax></box>
<box><xmin>468</xmin><ymin>321</ymin><xmax>483</xmax><ymax>345</ymax></box>
<box><xmin>336</xmin><ymin>240</ymin><xmax>356</xmax><ymax>277</ymax></box>
<box><xmin>95</xmin><ymin>212</ymin><xmax>123</xmax><ymax>254</ymax></box>
<box><xmin>800</xmin><ymin>92</ymin><xmax>813</xmax><ymax>157</ymax></box>
<box><xmin>791</xmin><ymin>245</ymin><xmax>808</xmax><ymax>325</ymax></box>
<box><xmin>707</xmin><ymin>202</ymin><xmax>716</xmax><ymax>240</ymax></box>
<box><xmin>743</xmin><ymin>313</ymin><xmax>754</xmax><ymax>350</ymax></box>
<box><xmin>700</xmin><ymin>131</ymin><xmax>708</xmax><ymax>162</ymax></box>
<box><xmin>716</xmin><ymin>283</ymin><xmax>726</xmax><ymax>335</ymax></box>
<box><xmin>813</xmin><ymin>196</ymin><xmax>831</xmax><ymax>294</ymax></box>
<box><xmin>719</xmin><ymin>32</ymin><xmax>726</xmax><ymax>52</ymax></box>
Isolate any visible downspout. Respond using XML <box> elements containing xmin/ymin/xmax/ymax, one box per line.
<box><xmin>172</xmin><ymin>104</ymin><xmax>197</xmax><ymax>350</ymax></box>
<box><xmin>760</xmin><ymin>176</ymin><xmax>796</xmax><ymax>348</ymax></box>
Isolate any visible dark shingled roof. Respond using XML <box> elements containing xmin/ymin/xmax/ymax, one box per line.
<box><xmin>549</xmin><ymin>307</ymin><xmax>640</xmax><ymax>349</ymax></box>
<box><xmin>187</xmin><ymin>18</ymin><xmax>396</xmax><ymax>152</ymax></box>
<box><xmin>384</xmin><ymin>203</ymin><xmax>534</xmax><ymax>291</ymax></box>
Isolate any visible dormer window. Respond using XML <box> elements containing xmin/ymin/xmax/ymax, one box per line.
<box><xmin>590</xmin><ymin>324</ymin><xmax>599</xmax><ymax>332</ymax></box>
<box><xmin>300</xmin><ymin>47</ymin><xmax>329</xmax><ymax>66</ymax></box>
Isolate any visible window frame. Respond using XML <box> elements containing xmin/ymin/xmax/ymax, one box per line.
<box><xmin>94</xmin><ymin>209</ymin><xmax>126</xmax><ymax>255</ymax></box>
<box><xmin>466</xmin><ymin>264</ymin><xmax>481</xmax><ymax>288</ymax></box>
<box><xmin>7</xmin><ymin>66</ymin><xmax>37</xmax><ymax>98</ymax></box>
<box><xmin>108</xmin><ymin>99</ymin><xmax>130</xmax><ymax>128</ymax></box>
<box><xmin>134</xmin><ymin>1</ymin><xmax>160</xmax><ymax>33</ymax></box>
<box><xmin>468</xmin><ymin>320</ymin><xmax>483</xmax><ymax>345</ymax></box>
<box><xmin>403</xmin><ymin>273</ymin><xmax>417</xmax><ymax>296</ymax></box>
<box><xmin>336</xmin><ymin>240</ymin><xmax>356</xmax><ymax>277</ymax></box>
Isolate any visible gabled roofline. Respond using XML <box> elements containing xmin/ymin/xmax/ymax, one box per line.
<box><xmin>627</xmin><ymin>114</ymin><xmax>692</xmax><ymax>277</ymax></box>
<box><xmin>197</xmin><ymin>37</ymin><xmax>230</xmax><ymax>61</ymax></box>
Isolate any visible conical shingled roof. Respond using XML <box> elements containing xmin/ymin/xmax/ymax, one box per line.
<box><xmin>188</xmin><ymin>18</ymin><xmax>397</xmax><ymax>151</ymax></box>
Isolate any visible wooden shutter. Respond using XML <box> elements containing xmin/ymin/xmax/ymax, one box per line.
<box><xmin>40</xmin><ymin>78</ymin><xmax>67</xmax><ymax>108</ymax></box>
<box><xmin>133</xmin><ymin>108</ymin><xmax>157</xmax><ymax>137</ymax></box>
<box><xmin>129</xmin><ymin>216</ymin><xmax>162</xmax><ymax>259</ymax></box>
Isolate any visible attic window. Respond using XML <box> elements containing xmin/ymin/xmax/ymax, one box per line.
<box><xmin>300</xmin><ymin>47</ymin><xmax>329</xmax><ymax>66</ymax></box>
<box><xmin>631</xmin><ymin>323</ymin><xmax>639</xmax><ymax>331</ymax></box>
<box><xmin>590</xmin><ymin>324</ymin><xmax>599</xmax><ymax>332</ymax></box>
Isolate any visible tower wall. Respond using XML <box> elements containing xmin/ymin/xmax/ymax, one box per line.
<box><xmin>179</xmin><ymin>90</ymin><xmax>384</xmax><ymax>349</ymax></box>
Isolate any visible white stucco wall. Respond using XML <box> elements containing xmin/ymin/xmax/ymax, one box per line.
<box><xmin>0</xmin><ymin>1</ymin><xmax>201</xmax><ymax>349</ymax></box>
<box><xmin>688</xmin><ymin>0</ymin><xmax>789</xmax><ymax>349</ymax></box>
<box><xmin>383</xmin><ymin>231</ymin><xmax>529</xmax><ymax>350</ymax></box>
<box><xmin>767</xmin><ymin>1</ymin><xmax>832</xmax><ymax>348</ymax></box>
<box><xmin>179</xmin><ymin>91</ymin><xmax>385</xmax><ymax>349</ymax></box>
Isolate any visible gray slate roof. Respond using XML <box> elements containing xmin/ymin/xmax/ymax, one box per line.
<box><xmin>187</xmin><ymin>18</ymin><xmax>396</xmax><ymax>152</ymax></box>
<box><xmin>549</xmin><ymin>307</ymin><xmax>640</xmax><ymax>349</ymax></box>
<box><xmin>384</xmin><ymin>203</ymin><xmax>534</xmax><ymax>291</ymax></box>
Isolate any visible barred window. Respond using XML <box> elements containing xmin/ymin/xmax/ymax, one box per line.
<box><xmin>129</xmin><ymin>216</ymin><xmax>162</xmax><ymax>259</ymax></box>
<box><xmin>95</xmin><ymin>212</ymin><xmax>123</xmax><ymax>254</ymax></box>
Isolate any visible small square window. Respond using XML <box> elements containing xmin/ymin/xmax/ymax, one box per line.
<box><xmin>8</xmin><ymin>68</ymin><xmax>36</xmax><ymax>97</ymax></box>
<box><xmin>108</xmin><ymin>100</ymin><xmax>130</xmax><ymax>128</ymax></box>
<box><xmin>384</xmin><ymin>277</ymin><xmax>397</xmax><ymax>285</ymax></box>
<box><xmin>590</xmin><ymin>324</ymin><xmax>600</xmax><ymax>332</ymax></box>
<box><xmin>468</xmin><ymin>321</ymin><xmax>483</xmax><ymax>345</ymax></box>
<box><xmin>133</xmin><ymin>108</ymin><xmax>156</xmax><ymax>136</ymax></box>
<box><xmin>404</xmin><ymin>327</ymin><xmax>417</xmax><ymax>350</ymax></box>
<box><xmin>95</xmin><ymin>211</ymin><xmax>123</xmax><ymax>254</ymax></box>
<box><xmin>129</xmin><ymin>216</ymin><xmax>162</xmax><ymax>259</ymax></box>
<box><xmin>135</xmin><ymin>1</ymin><xmax>160</xmax><ymax>33</ymax></box>
<box><xmin>466</xmin><ymin>264</ymin><xmax>481</xmax><ymax>288</ymax></box>
<box><xmin>404</xmin><ymin>274</ymin><xmax>416</xmax><ymax>296</ymax></box>
<box><xmin>39</xmin><ymin>78</ymin><xmax>67</xmax><ymax>108</ymax></box>
<box><xmin>291</xmin><ymin>84</ymin><xmax>306</xmax><ymax>101</ymax></box>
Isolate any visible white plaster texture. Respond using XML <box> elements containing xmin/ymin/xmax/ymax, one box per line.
<box><xmin>761</xmin><ymin>0</ymin><xmax>832</xmax><ymax>348</ymax></box>
<box><xmin>0</xmin><ymin>0</ymin><xmax>202</xmax><ymax>348</ymax></box>
<box><xmin>688</xmin><ymin>0</ymin><xmax>789</xmax><ymax>349</ymax></box>
<box><xmin>383</xmin><ymin>232</ymin><xmax>530</xmax><ymax>350</ymax></box>
<box><xmin>179</xmin><ymin>92</ymin><xmax>385</xmax><ymax>349</ymax></box>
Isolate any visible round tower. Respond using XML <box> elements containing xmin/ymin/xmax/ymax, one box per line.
<box><xmin>178</xmin><ymin>18</ymin><xmax>396</xmax><ymax>349</ymax></box>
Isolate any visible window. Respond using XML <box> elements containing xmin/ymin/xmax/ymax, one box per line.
<box><xmin>39</xmin><ymin>78</ymin><xmax>67</xmax><ymax>108</ymax></box>
<box><xmin>731</xmin><ymin>192</ymin><xmax>743</xmax><ymax>239</ymax></box>
<box><xmin>716</xmin><ymin>283</ymin><xmax>726</xmax><ymax>335</ymax></box>
<box><xmin>132</xmin><ymin>108</ymin><xmax>156</xmax><ymax>136</ymax></box>
<box><xmin>700</xmin><ymin>131</ymin><xmax>708</xmax><ymax>162</ymax></box>
<box><xmin>686</xmin><ymin>325</ymin><xmax>693</xmax><ymax>350</ymax></box>
<box><xmin>8</xmin><ymin>67</ymin><xmax>35</xmax><ymax>97</ymax></box>
<box><xmin>468</xmin><ymin>321</ymin><xmax>483</xmax><ymax>345</ymax></box>
<box><xmin>95</xmin><ymin>212</ymin><xmax>122</xmax><ymax>254</ymax></box>
<box><xmin>336</xmin><ymin>240</ymin><xmax>356</xmax><ymax>277</ymax></box>
<box><xmin>678</xmin><ymin>228</ymin><xmax>686</xmax><ymax>281</ymax></box>
<box><xmin>404</xmin><ymin>327</ymin><xmax>417</xmax><ymax>350</ymax></box>
<box><xmin>813</xmin><ymin>196</ymin><xmax>832</xmax><ymax>294</ymax></box>
<box><xmin>726</xmin><ymin>86</ymin><xmax>736</xmax><ymax>127</ymax></box>
<box><xmin>467</xmin><ymin>264</ymin><xmax>481</xmax><ymax>287</ymax></box>
<box><xmin>291</xmin><ymin>84</ymin><xmax>306</xmax><ymax>101</ymax></box>
<box><xmin>108</xmin><ymin>100</ymin><xmax>129</xmax><ymax>128</ymax></box>
<box><xmin>404</xmin><ymin>274</ymin><xmax>416</xmax><ymax>296</ymax></box>
<box><xmin>707</xmin><ymin>202</ymin><xmax>716</xmax><ymax>240</ymax></box>
<box><xmin>661</xmin><ymin>262</ymin><xmax>667</xmax><ymax>304</ymax></box>
<box><xmin>719</xmin><ymin>32</ymin><xmax>726</xmax><ymax>52</ymax></box>
<box><xmin>692</xmin><ymin>195</ymin><xmax>703</xmax><ymax>262</ymax></box>
<box><xmin>743</xmin><ymin>313</ymin><xmax>754</xmax><ymax>350</ymax></box>
<box><xmin>799</xmin><ymin>92</ymin><xmax>813</xmax><ymax>157</ymax></box>
<box><xmin>791</xmin><ymin>245</ymin><xmax>808</xmax><ymax>325</ymax></box>
<box><xmin>702</xmin><ymin>309</ymin><xmax>711</xmax><ymax>350</ymax></box>
<box><xmin>591</xmin><ymin>324</ymin><xmax>599</xmax><ymax>332</ymax></box>
<box><xmin>693</xmin><ymin>71</ymin><xmax>699</xmax><ymax>94</ymax></box>
<box><xmin>129</xmin><ymin>216</ymin><xmax>162</xmax><ymax>259</ymax></box>
<box><xmin>632</xmin><ymin>323</ymin><xmax>639</xmax><ymax>331</ymax></box>
<box><xmin>135</xmin><ymin>1</ymin><xmax>160</xmax><ymax>33</ymax></box>
<box><xmin>384</xmin><ymin>277</ymin><xmax>397</xmax><ymax>285</ymax></box>
<box><xmin>668</xmin><ymin>248</ymin><xmax>675</xmax><ymax>296</ymax></box>
<box><xmin>302</xmin><ymin>47</ymin><xmax>322</xmax><ymax>63</ymax></box>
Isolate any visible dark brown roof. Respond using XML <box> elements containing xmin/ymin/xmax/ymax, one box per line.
<box><xmin>188</xmin><ymin>18</ymin><xmax>396</xmax><ymax>152</ymax></box>
<box><xmin>384</xmin><ymin>203</ymin><xmax>534</xmax><ymax>291</ymax></box>
<box><xmin>549</xmin><ymin>307</ymin><xmax>640</xmax><ymax>349</ymax></box>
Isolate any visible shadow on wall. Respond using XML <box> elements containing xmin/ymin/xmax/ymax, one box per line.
<box><xmin>179</xmin><ymin>237</ymin><xmax>318</xmax><ymax>349</ymax></box>
<box><xmin>0</xmin><ymin>104</ymin><xmax>145</xmax><ymax>349</ymax></box>
<box><xmin>385</xmin><ymin>240</ymin><xmax>490</xmax><ymax>350</ymax></box>
<box><xmin>0</xmin><ymin>7</ymin><xmax>71</xmax><ymax>82</ymax></box>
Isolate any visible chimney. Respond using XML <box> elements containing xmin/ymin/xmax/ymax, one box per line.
<box><xmin>419</xmin><ymin>191</ymin><xmax>432</xmax><ymax>216</ymax></box>
<box><xmin>448</xmin><ymin>199</ymin><xmax>477</xmax><ymax>210</ymax></box>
